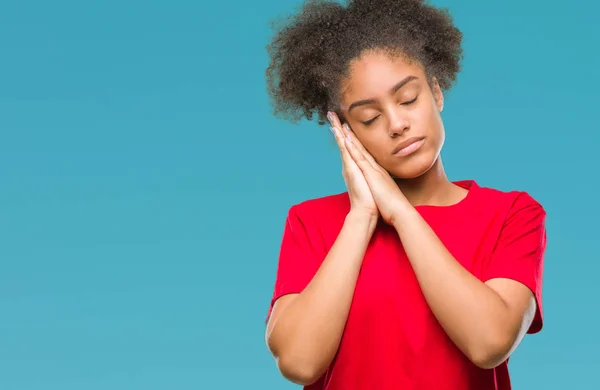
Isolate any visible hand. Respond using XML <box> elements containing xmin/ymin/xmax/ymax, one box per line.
<box><xmin>327</xmin><ymin>112</ymin><xmax>379</xmax><ymax>219</ymax></box>
<box><xmin>341</xmin><ymin>124</ymin><xmax>409</xmax><ymax>225</ymax></box>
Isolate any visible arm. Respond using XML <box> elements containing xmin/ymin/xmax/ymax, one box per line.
<box><xmin>391</xmin><ymin>201</ymin><xmax>541</xmax><ymax>369</ymax></box>
<box><xmin>341</xmin><ymin>131</ymin><xmax>545</xmax><ymax>370</ymax></box>
<box><xmin>266</xmin><ymin>210</ymin><xmax>378</xmax><ymax>385</ymax></box>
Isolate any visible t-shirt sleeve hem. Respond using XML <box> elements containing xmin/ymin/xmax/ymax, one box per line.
<box><xmin>482</xmin><ymin>274</ymin><xmax>543</xmax><ymax>334</ymax></box>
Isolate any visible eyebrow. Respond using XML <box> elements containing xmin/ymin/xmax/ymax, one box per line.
<box><xmin>347</xmin><ymin>75</ymin><xmax>418</xmax><ymax>113</ymax></box>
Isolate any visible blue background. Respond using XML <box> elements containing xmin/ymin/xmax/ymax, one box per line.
<box><xmin>0</xmin><ymin>0</ymin><xmax>597</xmax><ymax>388</ymax></box>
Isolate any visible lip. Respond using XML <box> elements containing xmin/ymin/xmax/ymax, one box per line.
<box><xmin>392</xmin><ymin>137</ymin><xmax>425</xmax><ymax>156</ymax></box>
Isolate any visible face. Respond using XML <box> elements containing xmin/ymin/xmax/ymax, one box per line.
<box><xmin>339</xmin><ymin>50</ymin><xmax>445</xmax><ymax>179</ymax></box>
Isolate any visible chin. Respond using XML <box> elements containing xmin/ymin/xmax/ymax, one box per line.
<box><xmin>386</xmin><ymin>152</ymin><xmax>439</xmax><ymax>180</ymax></box>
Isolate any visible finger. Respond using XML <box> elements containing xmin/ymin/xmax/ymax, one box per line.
<box><xmin>329</xmin><ymin>125</ymin><xmax>345</xmax><ymax>151</ymax></box>
<box><xmin>327</xmin><ymin>111</ymin><xmax>343</xmax><ymax>129</ymax></box>
<box><xmin>330</xmin><ymin>126</ymin><xmax>351</xmax><ymax>161</ymax></box>
<box><xmin>342</xmin><ymin>124</ymin><xmax>380</xmax><ymax>169</ymax></box>
<box><xmin>327</xmin><ymin>112</ymin><xmax>358</xmax><ymax>163</ymax></box>
<box><xmin>327</xmin><ymin>112</ymin><xmax>345</xmax><ymax>149</ymax></box>
<box><xmin>329</xmin><ymin>125</ymin><xmax>359</xmax><ymax>177</ymax></box>
<box><xmin>342</xmin><ymin>123</ymin><xmax>384</xmax><ymax>172</ymax></box>
<box><xmin>327</xmin><ymin>112</ymin><xmax>373</xmax><ymax>176</ymax></box>
<box><xmin>342</xmin><ymin>124</ymin><xmax>389</xmax><ymax>175</ymax></box>
<box><xmin>344</xmin><ymin>132</ymin><xmax>374</xmax><ymax>175</ymax></box>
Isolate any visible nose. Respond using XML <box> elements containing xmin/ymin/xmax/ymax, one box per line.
<box><xmin>387</xmin><ymin>108</ymin><xmax>410</xmax><ymax>137</ymax></box>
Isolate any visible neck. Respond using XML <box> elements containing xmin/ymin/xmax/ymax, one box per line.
<box><xmin>394</xmin><ymin>157</ymin><xmax>461</xmax><ymax>207</ymax></box>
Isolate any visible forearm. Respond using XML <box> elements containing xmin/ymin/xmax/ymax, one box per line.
<box><xmin>392</xmin><ymin>204</ymin><xmax>515</xmax><ymax>367</ymax></box>
<box><xmin>268</xmin><ymin>211</ymin><xmax>378</xmax><ymax>379</ymax></box>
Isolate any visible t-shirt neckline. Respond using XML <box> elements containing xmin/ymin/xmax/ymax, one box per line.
<box><xmin>413</xmin><ymin>180</ymin><xmax>478</xmax><ymax>211</ymax></box>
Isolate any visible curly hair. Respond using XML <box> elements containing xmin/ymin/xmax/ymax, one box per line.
<box><xmin>265</xmin><ymin>0</ymin><xmax>463</xmax><ymax>125</ymax></box>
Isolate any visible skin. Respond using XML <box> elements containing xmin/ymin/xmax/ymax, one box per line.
<box><xmin>266</xmin><ymin>50</ymin><xmax>537</xmax><ymax>385</ymax></box>
<box><xmin>338</xmin><ymin>49</ymin><xmax>466</xmax><ymax>208</ymax></box>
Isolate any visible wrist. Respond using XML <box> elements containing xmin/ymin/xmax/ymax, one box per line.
<box><xmin>390</xmin><ymin>199</ymin><xmax>416</xmax><ymax>230</ymax></box>
<box><xmin>346</xmin><ymin>209</ymin><xmax>379</xmax><ymax>230</ymax></box>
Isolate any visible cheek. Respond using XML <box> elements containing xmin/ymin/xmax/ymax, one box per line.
<box><xmin>417</xmin><ymin>102</ymin><xmax>443</xmax><ymax>134</ymax></box>
<box><xmin>358</xmin><ymin>135</ymin><xmax>389</xmax><ymax>160</ymax></box>
<box><xmin>424</xmin><ymin>115</ymin><xmax>445</xmax><ymax>154</ymax></box>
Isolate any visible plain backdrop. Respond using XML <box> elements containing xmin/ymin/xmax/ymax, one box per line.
<box><xmin>0</xmin><ymin>0</ymin><xmax>598</xmax><ymax>388</ymax></box>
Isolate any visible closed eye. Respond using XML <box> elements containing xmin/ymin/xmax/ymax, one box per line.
<box><xmin>361</xmin><ymin>116</ymin><xmax>380</xmax><ymax>126</ymax></box>
<box><xmin>402</xmin><ymin>96</ymin><xmax>418</xmax><ymax>105</ymax></box>
<box><xmin>360</xmin><ymin>96</ymin><xmax>418</xmax><ymax>126</ymax></box>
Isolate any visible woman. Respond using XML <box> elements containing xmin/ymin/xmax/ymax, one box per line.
<box><xmin>264</xmin><ymin>0</ymin><xmax>547</xmax><ymax>389</ymax></box>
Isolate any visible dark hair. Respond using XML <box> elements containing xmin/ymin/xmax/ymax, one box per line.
<box><xmin>265</xmin><ymin>0</ymin><xmax>463</xmax><ymax>125</ymax></box>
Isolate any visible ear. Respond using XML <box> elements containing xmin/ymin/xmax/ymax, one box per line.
<box><xmin>431</xmin><ymin>77</ymin><xmax>444</xmax><ymax>113</ymax></box>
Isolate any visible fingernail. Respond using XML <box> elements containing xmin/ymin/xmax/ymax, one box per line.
<box><xmin>327</xmin><ymin>111</ymin><xmax>334</xmax><ymax>123</ymax></box>
<box><xmin>329</xmin><ymin>126</ymin><xmax>335</xmax><ymax>134</ymax></box>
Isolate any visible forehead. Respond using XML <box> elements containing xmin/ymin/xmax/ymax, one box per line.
<box><xmin>340</xmin><ymin>51</ymin><xmax>425</xmax><ymax>103</ymax></box>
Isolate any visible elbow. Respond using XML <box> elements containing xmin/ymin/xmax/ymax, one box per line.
<box><xmin>276</xmin><ymin>355</ymin><xmax>324</xmax><ymax>386</ymax></box>
<box><xmin>466</xmin><ymin>334</ymin><xmax>514</xmax><ymax>370</ymax></box>
<box><xmin>469</xmin><ymin>351</ymin><xmax>506</xmax><ymax>370</ymax></box>
<box><xmin>267</xmin><ymin>337</ymin><xmax>323</xmax><ymax>385</ymax></box>
<box><xmin>266</xmin><ymin>329</ymin><xmax>329</xmax><ymax>385</ymax></box>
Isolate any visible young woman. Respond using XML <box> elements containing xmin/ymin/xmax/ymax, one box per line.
<box><xmin>264</xmin><ymin>0</ymin><xmax>547</xmax><ymax>389</ymax></box>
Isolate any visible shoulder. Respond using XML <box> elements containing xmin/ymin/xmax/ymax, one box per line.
<box><xmin>472</xmin><ymin>181</ymin><xmax>546</xmax><ymax>223</ymax></box>
<box><xmin>289</xmin><ymin>191</ymin><xmax>350</xmax><ymax>216</ymax></box>
<box><xmin>285</xmin><ymin>192</ymin><xmax>351</xmax><ymax>233</ymax></box>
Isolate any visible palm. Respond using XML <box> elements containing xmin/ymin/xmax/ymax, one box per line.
<box><xmin>328</xmin><ymin>112</ymin><xmax>379</xmax><ymax>217</ymax></box>
<box><xmin>342</xmin><ymin>158</ymin><xmax>377</xmax><ymax>212</ymax></box>
<box><xmin>341</xmin><ymin>129</ymin><xmax>408</xmax><ymax>225</ymax></box>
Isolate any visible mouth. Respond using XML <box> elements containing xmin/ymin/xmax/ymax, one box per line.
<box><xmin>392</xmin><ymin>137</ymin><xmax>425</xmax><ymax>157</ymax></box>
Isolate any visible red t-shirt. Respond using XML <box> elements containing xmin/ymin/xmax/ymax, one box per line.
<box><xmin>267</xmin><ymin>180</ymin><xmax>547</xmax><ymax>390</ymax></box>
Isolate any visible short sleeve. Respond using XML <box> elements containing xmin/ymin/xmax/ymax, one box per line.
<box><xmin>266</xmin><ymin>205</ymin><xmax>321</xmax><ymax>322</ymax></box>
<box><xmin>482</xmin><ymin>193</ymin><xmax>547</xmax><ymax>334</ymax></box>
